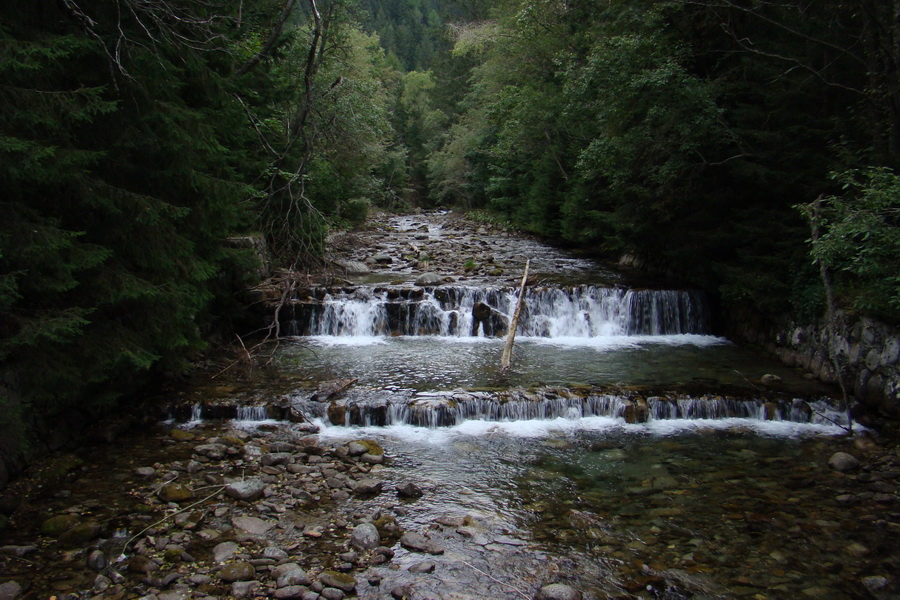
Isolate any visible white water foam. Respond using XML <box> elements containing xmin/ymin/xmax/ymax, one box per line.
<box><xmin>302</xmin><ymin>333</ymin><xmax>727</xmax><ymax>349</ymax></box>
<box><xmin>313</xmin><ymin>414</ymin><xmax>851</xmax><ymax>444</ymax></box>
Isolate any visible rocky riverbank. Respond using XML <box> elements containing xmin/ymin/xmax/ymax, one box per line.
<box><xmin>2</xmin><ymin>397</ymin><xmax>900</xmax><ymax>600</ymax></box>
<box><xmin>0</xmin><ymin>412</ymin><xmax>589</xmax><ymax>600</ymax></box>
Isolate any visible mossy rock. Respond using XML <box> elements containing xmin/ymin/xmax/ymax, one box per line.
<box><xmin>374</xmin><ymin>514</ymin><xmax>402</xmax><ymax>539</ymax></box>
<box><xmin>219</xmin><ymin>561</ymin><xmax>255</xmax><ymax>582</ymax></box>
<box><xmin>40</xmin><ymin>514</ymin><xmax>80</xmax><ymax>537</ymax></box>
<box><xmin>58</xmin><ymin>521</ymin><xmax>102</xmax><ymax>547</ymax></box>
<box><xmin>164</xmin><ymin>547</ymin><xmax>184</xmax><ymax>562</ymax></box>
<box><xmin>41</xmin><ymin>454</ymin><xmax>85</xmax><ymax>482</ymax></box>
<box><xmin>159</xmin><ymin>483</ymin><xmax>194</xmax><ymax>503</ymax></box>
<box><xmin>319</xmin><ymin>571</ymin><xmax>356</xmax><ymax>592</ymax></box>
<box><xmin>220</xmin><ymin>435</ymin><xmax>245</xmax><ymax>447</ymax></box>
<box><xmin>351</xmin><ymin>439</ymin><xmax>384</xmax><ymax>456</ymax></box>
<box><xmin>170</xmin><ymin>429</ymin><xmax>195</xmax><ymax>442</ymax></box>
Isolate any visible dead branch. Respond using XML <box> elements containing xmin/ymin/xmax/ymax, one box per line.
<box><xmin>500</xmin><ymin>258</ymin><xmax>530</xmax><ymax>371</ymax></box>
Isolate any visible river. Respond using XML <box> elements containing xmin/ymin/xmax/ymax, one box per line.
<box><xmin>0</xmin><ymin>211</ymin><xmax>897</xmax><ymax>600</ymax></box>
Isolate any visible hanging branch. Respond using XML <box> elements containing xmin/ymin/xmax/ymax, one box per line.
<box><xmin>500</xmin><ymin>259</ymin><xmax>530</xmax><ymax>372</ymax></box>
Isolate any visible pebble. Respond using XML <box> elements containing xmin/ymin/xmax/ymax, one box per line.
<box><xmin>397</xmin><ymin>482</ymin><xmax>424</xmax><ymax>498</ymax></box>
<box><xmin>319</xmin><ymin>571</ymin><xmax>356</xmax><ymax>593</ymax></box>
<box><xmin>408</xmin><ymin>561</ymin><xmax>436</xmax><ymax>573</ymax></box>
<box><xmin>828</xmin><ymin>452</ymin><xmax>861</xmax><ymax>472</ymax></box>
<box><xmin>232</xmin><ymin>515</ymin><xmax>275</xmax><ymax>536</ymax></box>
<box><xmin>275</xmin><ymin>585</ymin><xmax>308</xmax><ymax>599</ymax></box>
<box><xmin>232</xmin><ymin>580</ymin><xmax>261</xmax><ymax>598</ymax></box>
<box><xmin>0</xmin><ymin>581</ymin><xmax>23</xmax><ymax>600</ymax></box>
<box><xmin>276</xmin><ymin>566</ymin><xmax>311</xmax><ymax>588</ymax></box>
<box><xmin>537</xmin><ymin>583</ymin><xmax>583</xmax><ymax>600</ymax></box>
<box><xmin>212</xmin><ymin>541</ymin><xmax>240</xmax><ymax>563</ymax></box>
<box><xmin>321</xmin><ymin>588</ymin><xmax>345</xmax><ymax>600</ymax></box>
<box><xmin>399</xmin><ymin>532</ymin><xmax>445</xmax><ymax>555</ymax></box>
<box><xmin>219</xmin><ymin>561</ymin><xmax>255</xmax><ymax>582</ymax></box>
<box><xmin>225</xmin><ymin>479</ymin><xmax>267</xmax><ymax>502</ymax></box>
<box><xmin>352</xmin><ymin>478</ymin><xmax>383</xmax><ymax>495</ymax></box>
<box><xmin>135</xmin><ymin>466</ymin><xmax>157</xmax><ymax>478</ymax></box>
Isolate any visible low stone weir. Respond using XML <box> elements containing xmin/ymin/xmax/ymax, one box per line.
<box><xmin>292</xmin><ymin>388</ymin><xmax>843</xmax><ymax>428</ymax></box>
<box><xmin>279</xmin><ymin>285</ymin><xmax>710</xmax><ymax>338</ymax></box>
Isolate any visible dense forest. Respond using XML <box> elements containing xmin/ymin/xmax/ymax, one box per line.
<box><xmin>1</xmin><ymin>0</ymin><xmax>898</xmax><ymax>456</ymax></box>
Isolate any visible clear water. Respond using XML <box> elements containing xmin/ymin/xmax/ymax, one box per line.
<box><xmin>277</xmin><ymin>335</ymin><xmax>831</xmax><ymax>395</ymax></box>
<box><xmin>310</xmin><ymin>417</ymin><xmax>879</xmax><ymax>600</ymax></box>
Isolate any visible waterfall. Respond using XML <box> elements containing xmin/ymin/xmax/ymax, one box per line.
<box><xmin>290</xmin><ymin>390</ymin><xmax>845</xmax><ymax>429</ymax></box>
<box><xmin>290</xmin><ymin>285</ymin><xmax>710</xmax><ymax>338</ymax></box>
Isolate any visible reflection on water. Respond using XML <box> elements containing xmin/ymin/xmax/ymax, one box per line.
<box><xmin>278</xmin><ymin>335</ymin><xmax>832</xmax><ymax>395</ymax></box>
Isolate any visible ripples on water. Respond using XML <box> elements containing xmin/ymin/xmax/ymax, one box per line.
<box><xmin>315</xmin><ymin>417</ymin><xmax>878</xmax><ymax>599</ymax></box>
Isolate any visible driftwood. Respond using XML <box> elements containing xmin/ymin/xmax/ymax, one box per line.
<box><xmin>311</xmin><ymin>377</ymin><xmax>358</xmax><ymax>402</ymax></box>
<box><xmin>500</xmin><ymin>259</ymin><xmax>530</xmax><ymax>371</ymax></box>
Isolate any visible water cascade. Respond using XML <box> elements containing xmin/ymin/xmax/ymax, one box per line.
<box><xmin>283</xmin><ymin>285</ymin><xmax>710</xmax><ymax>338</ymax></box>
<box><xmin>292</xmin><ymin>389</ymin><xmax>846</xmax><ymax>429</ymax></box>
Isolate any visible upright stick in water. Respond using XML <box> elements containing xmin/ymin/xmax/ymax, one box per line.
<box><xmin>500</xmin><ymin>259</ymin><xmax>530</xmax><ymax>371</ymax></box>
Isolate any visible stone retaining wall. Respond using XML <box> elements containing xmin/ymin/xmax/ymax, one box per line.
<box><xmin>734</xmin><ymin>310</ymin><xmax>900</xmax><ymax>417</ymax></box>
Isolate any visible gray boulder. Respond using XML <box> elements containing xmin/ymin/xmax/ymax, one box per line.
<box><xmin>225</xmin><ymin>479</ymin><xmax>267</xmax><ymax>502</ymax></box>
<box><xmin>537</xmin><ymin>583</ymin><xmax>583</xmax><ymax>600</ymax></box>
<box><xmin>349</xmin><ymin>523</ymin><xmax>380</xmax><ymax>551</ymax></box>
<box><xmin>828</xmin><ymin>452</ymin><xmax>861</xmax><ymax>473</ymax></box>
<box><xmin>414</xmin><ymin>273</ymin><xmax>444</xmax><ymax>287</ymax></box>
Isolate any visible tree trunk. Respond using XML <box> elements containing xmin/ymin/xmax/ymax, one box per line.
<box><xmin>500</xmin><ymin>259</ymin><xmax>529</xmax><ymax>372</ymax></box>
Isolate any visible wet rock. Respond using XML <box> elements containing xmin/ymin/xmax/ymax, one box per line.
<box><xmin>760</xmin><ymin>374</ymin><xmax>782</xmax><ymax>385</ymax></box>
<box><xmin>263</xmin><ymin>546</ymin><xmax>289</xmax><ymax>561</ymax></box>
<box><xmin>194</xmin><ymin>443</ymin><xmax>228</xmax><ymax>460</ymax></box>
<box><xmin>350</xmin><ymin>522</ymin><xmax>381</xmax><ymax>551</ymax></box>
<box><xmin>397</xmin><ymin>482</ymin><xmax>424</xmax><ymax>499</ymax></box>
<box><xmin>399</xmin><ymin>532</ymin><xmax>444</xmax><ymax>555</ymax></box>
<box><xmin>40</xmin><ymin>514</ymin><xmax>80</xmax><ymax>537</ymax></box>
<box><xmin>861</xmin><ymin>576</ymin><xmax>890</xmax><ymax>593</ymax></box>
<box><xmin>321</xmin><ymin>588</ymin><xmax>345</xmax><ymax>600</ymax></box>
<box><xmin>276</xmin><ymin>565</ymin><xmax>311</xmax><ymax>588</ymax></box>
<box><xmin>349</xmin><ymin>439</ymin><xmax>384</xmax><ymax>456</ymax></box>
<box><xmin>232</xmin><ymin>515</ymin><xmax>275</xmax><ymax>536</ymax></box>
<box><xmin>232</xmin><ymin>580</ymin><xmax>261</xmax><ymax>598</ymax></box>
<box><xmin>829</xmin><ymin>452</ymin><xmax>861</xmax><ymax>472</ymax></box>
<box><xmin>87</xmin><ymin>549</ymin><xmax>108</xmax><ymax>571</ymax></box>
<box><xmin>372</xmin><ymin>254</ymin><xmax>392</xmax><ymax>264</ymax></box>
<box><xmin>135</xmin><ymin>466</ymin><xmax>157</xmax><ymax>478</ymax></box>
<box><xmin>414</xmin><ymin>273</ymin><xmax>444</xmax><ymax>286</ymax></box>
<box><xmin>360</xmin><ymin>453</ymin><xmax>384</xmax><ymax>464</ymax></box>
<box><xmin>225</xmin><ymin>479</ymin><xmax>267</xmax><ymax>502</ymax></box>
<box><xmin>391</xmin><ymin>585</ymin><xmax>415</xmax><ymax>599</ymax></box>
<box><xmin>275</xmin><ymin>586</ymin><xmax>308</xmax><ymax>599</ymax></box>
<box><xmin>537</xmin><ymin>583</ymin><xmax>582</xmax><ymax>600</ymax></box>
<box><xmin>0</xmin><ymin>546</ymin><xmax>36</xmax><ymax>558</ymax></box>
<box><xmin>261</xmin><ymin>452</ymin><xmax>293</xmax><ymax>467</ymax></box>
<box><xmin>0</xmin><ymin>581</ymin><xmax>24</xmax><ymax>600</ymax></box>
<box><xmin>58</xmin><ymin>521</ymin><xmax>102</xmax><ymax>547</ymax></box>
<box><xmin>374</xmin><ymin>515</ymin><xmax>402</xmax><ymax>539</ymax></box>
<box><xmin>319</xmin><ymin>571</ymin><xmax>356</xmax><ymax>593</ymax></box>
<box><xmin>408</xmin><ymin>561</ymin><xmax>436</xmax><ymax>574</ymax></box>
<box><xmin>352</xmin><ymin>478</ymin><xmax>383</xmax><ymax>495</ymax></box>
<box><xmin>170</xmin><ymin>429</ymin><xmax>195</xmax><ymax>441</ymax></box>
<box><xmin>219</xmin><ymin>561</ymin><xmax>255</xmax><ymax>582</ymax></box>
<box><xmin>127</xmin><ymin>555</ymin><xmax>161</xmax><ymax>574</ymax></box>
<box><xmin>92</xmin><ymin>574</ymin><xmax>111</xmax><ymax>594</ymax></box>
<box><xmin>159</xmin><ymin>483</ymin><xmax>194</xmax><ymax>503</ymax></box>
<box><xmin>212</xmin><ymin>541</ymin><xmax>240</xmax><ymax>563</ymax></box>
<box><xmin>158</xmin><ymin>591</ymin><xmax>190</xmax><ymax>600</ymax></box>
